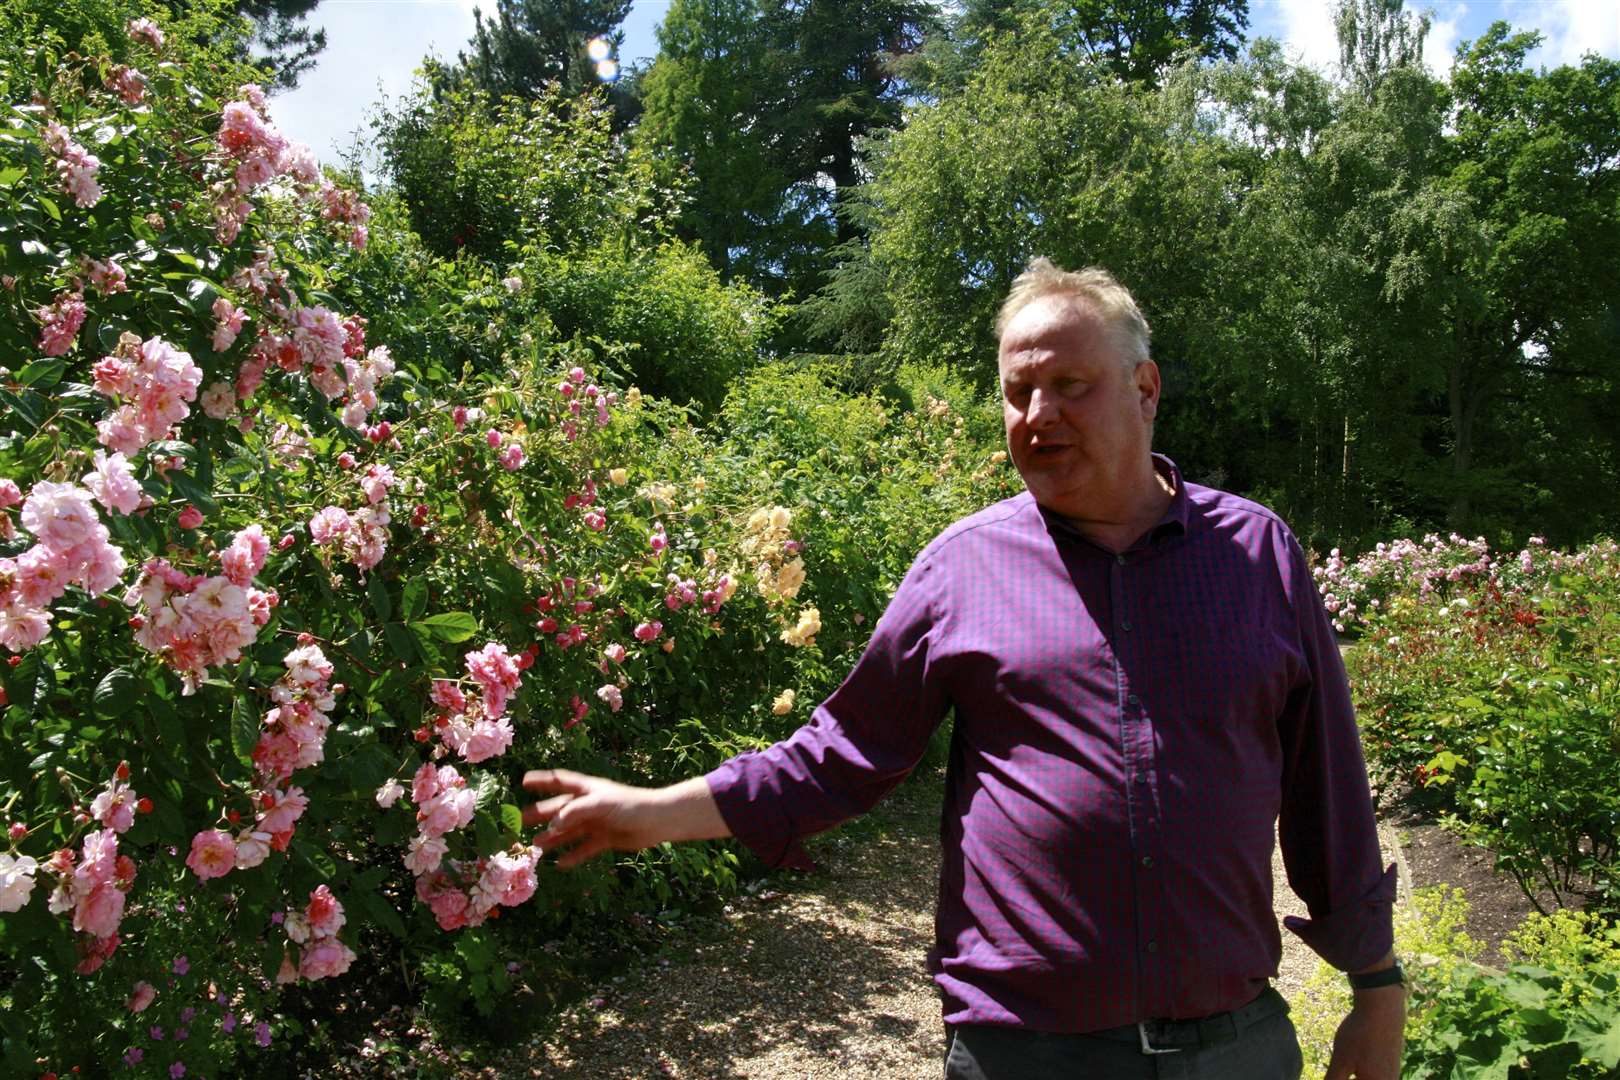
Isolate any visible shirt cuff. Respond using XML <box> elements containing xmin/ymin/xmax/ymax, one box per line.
<box><xmin>1282</xmin><ymin>862</ymin><xmax>1399</xmax><ymax>971</ymax></box>
<box><xmin>705</xmin><ymin>756</ymin><xmax>818</xmax><ymax>872</ymax></box>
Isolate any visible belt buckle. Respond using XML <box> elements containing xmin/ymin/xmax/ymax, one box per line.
<box><xmin>1136</xmin><ymin>1021</ymin><xmax>1182</xmax><ymax>1056</ymax></box>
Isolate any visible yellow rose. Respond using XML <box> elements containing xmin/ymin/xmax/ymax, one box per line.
<box><xmin>609</xmin><ymin>468</ymin><xmax>629</xmax><ymax>486</ymax></box>
<box><xmin>771</xmin><ymin>689</ymin><xmax>796</xmax><ymax>715</ymax></box>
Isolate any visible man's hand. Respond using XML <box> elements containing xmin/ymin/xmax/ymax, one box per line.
<box><xmin>520</xmin><ymin>771</ymin><xmax>728</xmax><ymax>869</ymax></box>
<box><xmin>1323</xmin><ymin>985</ymin><xmax>1406</xmax><ymax>1080</ymax></box>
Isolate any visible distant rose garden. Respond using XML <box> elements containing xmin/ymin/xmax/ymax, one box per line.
<box><xmin>2</xmin><ymin>4</ymin><xmax>1618</xmax><ymax>1079</ymax></box>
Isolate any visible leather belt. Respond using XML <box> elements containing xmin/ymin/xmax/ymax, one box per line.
<box><xmin>1085</xmin><ymin>986</ymin><xmax>1290</xmax><ymax>1055</ymax></box>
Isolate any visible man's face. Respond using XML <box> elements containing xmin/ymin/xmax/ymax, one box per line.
<box><xmin>998</xmin><ymin>296</ymin><xmax>1160</xmax><ymax>522</ymax></box>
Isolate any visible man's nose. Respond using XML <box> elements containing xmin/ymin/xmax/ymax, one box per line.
<box><xmin>1026</xmin><ymin>388</ymin><xmax>1059</xmax><ymax>427</ymax></box>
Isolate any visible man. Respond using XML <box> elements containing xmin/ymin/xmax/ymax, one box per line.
<box><xmin>522</xmin><ymin>261</ymin><xmax>1405</xmax><ymax>1079</ymax></box>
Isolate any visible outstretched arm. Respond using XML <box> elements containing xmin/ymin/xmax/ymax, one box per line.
<box><xmin>521</xmin><ymin>770</ymin><xmax>730</xmax><ymax>869</ymax></box>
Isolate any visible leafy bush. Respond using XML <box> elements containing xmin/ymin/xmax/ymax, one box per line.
<box><xmin>1341</xmin><ymin>536</ymin><xmax>1620</xmax><ymax>913</ymax></box>
<box><xmin>1295</xmin><ymin>887</ymin><xmax>1620</xmax><ymax>1079</ymax></box>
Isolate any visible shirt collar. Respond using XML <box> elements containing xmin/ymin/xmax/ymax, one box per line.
<box><xmin>1032</xmin><ymin>453</ymin><xmax>1191</xmax><ymax>553</ymax></box>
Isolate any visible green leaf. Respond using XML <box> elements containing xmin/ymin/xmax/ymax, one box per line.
<box><xmin>0</xmin><ymin>166</ymin><xmax>24</xmax><ymax>188</ymax></box>
<box><xmin>499</xmin><ymin>803</ymin><xmax>523</xmax><ymax>841</ymax></box>
<box><xmin>383</xmin><ymin>623</ymin><xmax>415</xmax><ymax>664</ymax></box>
<box><xmin>16</xmin><ymin>358</ymin><xmax>65</xmax><ymax>388</ymax></box>
<box><xmin>411</xmin><ymin>612</ymin><xmax>479</xmax><ymax>643</ymax></box>
<box><xmin>401</xmin><ymin>578</ymin><xmax>428</xmax><ymax>621</ymax></box>
<box><xmin>184</xmin><ymin>278</ymin><xmax>220</xmax><ymax>316</ymax></box>
<box><xmin>92</xmin><ymin>667</ymin><xmax>138</xmax><ymax>719</ymax></box>
<box><xmin>367</xmin><ymin>575</ymin><xmax>393</xmax><ymax>621</ymax></box>
<box><xmin>36</xmin><ymin>195</ymin><xmax>60</xmax><ymax>222</ymax></box>
<box><xmin>231</xmin><ymin>694</ymin><xmax>259</xmax><ymax>764</ymax></box>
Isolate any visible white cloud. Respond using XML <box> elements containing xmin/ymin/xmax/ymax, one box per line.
<box><xmin>1421</xmin><ymin>3</ymin><xmax>1465</xmax><ymax>78</ymax></box>
<box><xmin>1269</xmin><ymin>0</ymin><xmax>1344</xmax><ymax>73</ymax></box>
<box><xmin>1523</xmin><ymin>0</ymin><xmax>1620</xmax><ymax>69</ymax></box>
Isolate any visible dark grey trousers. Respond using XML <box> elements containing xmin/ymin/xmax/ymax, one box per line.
<box><xmin>942</xmin><ymin>1008</ymin><xmax>1304</xmax><ymax>1079</ymax></box>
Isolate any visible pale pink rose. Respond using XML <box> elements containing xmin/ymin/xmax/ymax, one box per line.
<box><xmin>257</xmin><ymin>787</ymin><xmax>308</xmax><ymax>835</ymax></box>
<box><xmin>234</xmin><ymin>830</ymin><xmax>271</xmax><ymax>870</ymax></box>
<box><xmin>200</xmin><ymin>381</ymin><xmax>235</xmax><ymax>419</ymax></box>
<box><xmin>375</xmin><ymin>779</ymin><xmax>404</xmax><ymax>808</ymax></box>
<box><xmin>0</xmin><ymin>479</ymin><xmax>21</xmax><ymax>509</ymax></box>
<box><xmin>452</xmin><ymin>406</ymin><xmax>467</xmax><ymax>431</ymax></box>
<box><xmin>307</xmin><ymin>506</ymin><xmax>351</xmax><ymax>544</ymax></box>
<box><xmin>14</xmin><ymin>546</ymin><xmax>71</xmax><ymax>608</ymax></box>
<box><xmin>275</xmin><ymin>951</ymin><xmax>299</xmax><ymax>985</ymax></box>
<box><xmin>73</xmin><ymin>881</ymin><xmax>126</xmax><ymax>937</ymax></box>
<box><xmin>0</xmin><ymin>606</ymin><xmax>50</xmax><ymax>652</ymax></box>
<box><xmin>185</xmin><ymin>829</ymin><xmax>237</xmax><ymax>880</ymax></box>
<box><xmin>81</xmin><ymin>450</ymin><xmax>142</xmax><ymax>516</ymax></box>
<box><xmin>0</xmin><ymin>853</ymin><xmax>39</xmax><ymax>912</ymax></box>
<box><xmin>71</xmin><ymin>536</ymin><xmax>127</xmax><ymax>597</ymax></box>
<box><xmin>424</xmin><ymin>884</ymin><xmax>470</xmax><ymax>931</ymax></box>
<box><xmin>127</xmin><ymin>17</ymin><xmax>164</xmax><ymax>47</ymax></box>
<box><xmin>221</xmin><ymin>524</ymin><xmax>270</xmax><ymax>586</ymax></box>
<box><xmin>605</xmin><ymin>643</ymin><xmax>627</xmax><ymax>664</ymax></box>
<box><xmin>443</xmin><ymin>715</ymin><xmax>513</xmax><ymax>764</ymax></box>
<box><xmin>304</xmin><ymin>885</ymin><xmax>345</xmax><ymax>938</ymax></box>
<box><xmin>429</xmin><ymin>680</ymin><xmax>467</xmax><ymax>713</ymax></box>
<box><xmin>85</xmin><ymin>256</ymin><xmax>128</xmax><ymax>294</ymax></box>
<box><xmin>90</xmin><ymin>781</ymin><xmax>136</xmax><ymax>834</ymax></box>
<box><xmin>20</xmin><ymin>481</ymin><xmax>100</xmax><ymax>553</ymax></box>
<box><xmin>481</xmin><ymin>850</ymin><xmax>538</xmax><ymax>908</ymax></box>
<box><xmin>464</xmin><ymin>642</ymin><xmax>522</xmax><ymax>718</ymax></box>
<box><xmin>298</xmin><ymin>937</ymin><xmax>355</xmax><ymax>980</ymax></box>
<box><xmin>404</xmin><ymin>834</ymin><xmax>447</xmax><ymax>875</ymax></box>
<box><xmin>410</xmin><ymin>762</ymin><xmax>441</xmax><ymax>805</ymax></box>
<box><xmin>499</xmin><ymin>443</ymin><xmax>525</xmax><ymax>470</ymax></box>
<box><xmin>177</xmin><ymin>505</ymin><xmax>203</xmax><ymax>530</ymax></box>
<box><xmin>596</xmin><ymin>684</ymin><xmax>623</xmax><ymax>713</ymax></box>
<box><xmin>633</xmin><ymin>621</ymin><xmax>662</xmax><ymax>643</ymax></box>
<box><xmin>485</xmin><ymin>429</ymin><xmax>502</xmax><ymax>448</ymax></box>
<box><xmin>360</xmin><ymin>464</ymin><xmax>394</xmax><ymax>505</ymax></box>
<box><xmin>126</xmin><ymin>980</ymin><xmax>157</xmax><ymax>1013</ymax></box>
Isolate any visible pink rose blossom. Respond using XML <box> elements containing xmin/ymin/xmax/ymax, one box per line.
<box><xmin>127</xmin><ymin>980</ymin><xmax>157</xmax><ymax>1013</ymax></box>
<box><xmin>308</xmin><ymin>506</ymin><xmax>351</xmax><ymax>544</ymax></box>
<box><xmin>81</xmin><ymin>451</ymin><xmax>142</xmax><ymax>516</ymax></box>
<box><xmin>633</xmin><ymin>621</ymin><xmax>662</xmax><ymax>643</ymax></box>
<box><xmin>220</xmin><ymin>524</ymin><xmax>269</xmax><ymax>585</ymax></box>
<box><xmin>304</xmin><ymin>885</ymin><xmax>345</xmax><ymax>938</ymax></box>
<box><xmin>36</xmin><ymin>291</ymin><xmax>87</xmax><ymax>356</ymax></box>
<box><xmin>186</xmin><ymin>829</ymin><xmax>236</xmax><ymax>880</ymax></box>
<box><xmin>404</xmin><ymin>833</ymin><xmax>447</xmax><ymax>875</ymax></box>
<box><xmin>298</xmin><ymin>937</ymin><xmax>356</xmax><ymax>980</ymax></box>
<box><xmin>486</xmin><ymin>429</ymin><xmax>503</xmax><ymax>449</ymax></box>
<box><xmin>596</xmin><ymin>684</ymin><xmax>623</xmax><ymax>712</ymax></box>
<box><xmin>177</xmin><ymin>505</ymin><xmax>203</xmax><ymax>530</ymax></box>
<box><xmin>20</xmin><ymin>481</ymin><xmax>100</xmax><ymax>554</ymax></box>
<box><xmin>128</xmin><ymin>17</ymin><xmax>164</xmax><ymax>47</ymax></box>
<box><xmin>499</xmin><ymin>443</ymin><xmax>526</xmax><ymax>470</ymax></box>
<box><xmin>464</xmin><ymin>641</ymin><xmax>522</xmax><ymax>718</ymax></box>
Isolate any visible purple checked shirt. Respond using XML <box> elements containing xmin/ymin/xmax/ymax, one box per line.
<box><xmin>706</xmin><ymin>457</ymin><xmax>1396</xmax><ymax>1034</ymax></box>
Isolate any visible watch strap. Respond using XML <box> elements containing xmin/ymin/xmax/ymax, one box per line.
<box><xmin>1347</xmin><ymin>961</ymin><xmax>1405</xmax><ymax>990</ymax></box>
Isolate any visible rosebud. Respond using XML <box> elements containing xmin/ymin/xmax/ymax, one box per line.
<box><xmin>226</xmin><ymin>809</ymin><xmax>240</xmax><ymax>824</ymax></box>
<box><xmin>413</xmin><ymin>726</ymin><xmax>431</xmax><ymax>743</ymax></box>
<box><xmin>128</xmin><ymin>615</ymin><xmax>145</xmax><ymax>630</ymax></box>
<box><xmin>7</xmin><ymin>822</ymin><xmax>25</xmax><ymax>841</ymax></box>
<box><xmin>297</xmin><ymin>633</ymin><xmax>315</xmax><ymax>645</ymax></box>
<box><xmin>115</xmin><ymin>761</ymin><xmax>130</xmax><ymax>781</ymax></box>
<box><xmin>177</xmin><ymin>505</ymin><xmax>203</xmax><ymax>530</ymax></box>
<box><xmin>367</xmin><ymin>422</ymin><xmax>392</xmax><ymax>443</ymax></box>
<box><xmin>411</xmin><ymin>504</ymin><xmax>429</xmax><ymax>528</ymax></box>
<box><xmin>277</xmin><ymin>534</ymin><xmax>296</xmax><ymax>550</ymax></box>
<box><xmin>136</xmin><ymin>798</ymin><xmax>153</xmax><ymax>814</ymax></box>
<box><xmin>337</xmin><ymin>452</ymin><xmax>356</xmax><ymax>470</ymax></box>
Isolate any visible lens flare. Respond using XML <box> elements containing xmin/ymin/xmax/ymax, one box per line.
<box><xmin>595</xmin><ymin>58</ymin><xmax>620</xmax><ymax>82</ymax></box>
<box><xmin>586</xmin><ymin>37</ymin><xmax>611</xmax><ymax>62</ymax></box>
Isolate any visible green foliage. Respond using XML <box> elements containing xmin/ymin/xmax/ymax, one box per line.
<box><xmin>1295</xmin><ymin>886</ymin><xmax>1620</xmax><ymax>1080</ymax></box>
<box><xmin>373</xmin><ymin>82</ymin><xmax>678</xmax><ymax>265</ymax></box>
<box><xmin>1345</xmin><ymin>538</ymin><xmax>1620</xmax><ymax>914</ymax></box>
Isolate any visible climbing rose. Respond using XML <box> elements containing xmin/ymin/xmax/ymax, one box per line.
<box><xmin>185</xmin><ymin>829</ymin><xmax>236</xmax><ymax>880</ymax></box>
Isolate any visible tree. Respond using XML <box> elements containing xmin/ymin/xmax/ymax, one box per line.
<box><xmin>234</xmin><ymin>0</ymin><xmax>327</xmax><ymax>91</ymax></box>
<box><xmin>434</xmin><ymin>0</ymin><xmax>639</xmax><ymax>125</ymax></box>
<box><xmin>638</xmin><ymin>0</ymin><xmax>937</xmax><ymax>303</ymax></box>
<box><xmin>1335</xmin><ymin>0</ymin><xmax>1427</xmax><ymax>98</ymax></box>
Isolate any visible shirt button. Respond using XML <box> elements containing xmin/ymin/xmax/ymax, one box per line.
<box><xmin>1121</xmin><ymin>619</ymin><xmax>1133</xmax><ymax>631</ymax></box>
<box><xmin>1146</xmin><ymin>941</ymin><xmax>1159</xmax><ymax>954</ymax></box>
<box><xmin>1134</xmin><ymin>771</ymin><xmax>1148</xmax><ymax>784</ymax></box>
<box><xmin>1116</xmin><ymin>554</ymin><xmax>1128</xmax><ymax>566</ymax></box>
<box><xmin>1141</xmin><ymin>856</ymin><xmax>1154</xmax><ymax>868</ymax></box>
<box><xmin>1127</xmin><ymin>693</ymin><xmax>1140</xmax><ymax>708</ymax></box>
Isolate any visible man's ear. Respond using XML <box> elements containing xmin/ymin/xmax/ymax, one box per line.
<box><xmin>1136</xmin><ymin>359</ymin><xmax>1161</xmax><ymax>422</ymax></box>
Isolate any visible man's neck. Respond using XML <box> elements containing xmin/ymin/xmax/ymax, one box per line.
<box><xmin>1059</xmin><ymin>464</ymin><xmax>1176</xmax><ymax>554</ymax></box>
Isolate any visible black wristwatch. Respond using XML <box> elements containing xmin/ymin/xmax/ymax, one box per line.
<box><xmin>1347</xmin><ymin>960</ymin><xmax>1405</xmax><ymax>990</ymax></box>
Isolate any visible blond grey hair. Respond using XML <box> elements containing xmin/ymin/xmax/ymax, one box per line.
<box><xmin>995</xmin><ymin>259</ymin><xmax>1152</xmax><ymax>372</ymax></box>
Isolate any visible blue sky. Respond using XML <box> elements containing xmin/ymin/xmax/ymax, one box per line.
<box><xmin>273</xmin><ymin>0</ymin><xmax>1620</xmax><ymax>169</ymax></box>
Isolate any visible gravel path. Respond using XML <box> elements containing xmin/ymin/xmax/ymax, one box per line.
<box><xmin>512</xmin><ymin>766</ymin><xmax>1397</xmax><ymax>1080</ymax></box>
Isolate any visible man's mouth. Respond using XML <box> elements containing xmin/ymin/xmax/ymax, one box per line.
<box><xmin>1032</xmin><ymin>444</ymin><xmax>1069</xmax><ymax>458</ymax></box>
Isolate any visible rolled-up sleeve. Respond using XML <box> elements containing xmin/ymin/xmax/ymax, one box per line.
<box><xmin>1275</xmin><ymin>533</ymin><xmax>1398</xmax><ymax>971</ymax></box>
<box><xmin>705</xmin><ymin>554</ymin><xmax>951</xmax><ymax>870</ymax></box>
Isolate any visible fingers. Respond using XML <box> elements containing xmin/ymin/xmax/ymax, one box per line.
<box><xmin>521</xmin><ymin>768</ymin><xmax>593</xmax><ymax>796</ymax></box>
<box><xmin>520</xmin><ymin>793</ymin><xmax>574</xmax><ymax>830</ymax></box>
